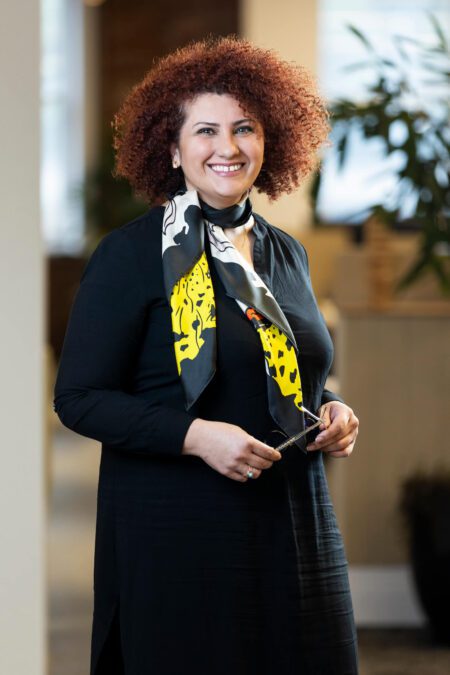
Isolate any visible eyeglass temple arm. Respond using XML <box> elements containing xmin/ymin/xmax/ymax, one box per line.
<box><xmin>274</xmin><ymin>405</ymin><xmax>326</xmax><ymax>452</ymax></box>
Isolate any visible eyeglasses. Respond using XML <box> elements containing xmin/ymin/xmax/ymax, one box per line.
<box><xmin>265</xmin><ymin>406</ymin><xmax>325</xmax><ymax>453</ymax></box>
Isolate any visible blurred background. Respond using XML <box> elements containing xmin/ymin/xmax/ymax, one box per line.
<box><xmin>1</xmin><ymin>0</ymin><xmax>449</xmax><ymax>673</ymax></box>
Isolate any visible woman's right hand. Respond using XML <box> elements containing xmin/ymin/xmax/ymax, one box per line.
<box><xmin>182</xmin><ymin>418</ymin><xmax>282</xmax><ymax>482</ymax></box>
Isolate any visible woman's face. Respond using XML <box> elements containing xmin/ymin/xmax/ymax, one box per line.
<box><xmin>171</xmin><ymin>93</ymin><xmax>264</xmax><ymax>209</ymax></box>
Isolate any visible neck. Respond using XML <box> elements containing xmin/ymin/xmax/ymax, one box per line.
<box><xmin>198</xmin><ymin>191</ymin><xmax>248</xmax><ymax>210</ymax></box>
<box><xmin>198</xmin><ymin>192</ymin><xmax>252</xmax><ymax>229</ymax></box>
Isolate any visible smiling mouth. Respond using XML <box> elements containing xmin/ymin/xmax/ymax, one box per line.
<box><xmin>208</xmin><ymin>163</ymin><xmax>244</xmax><ymax>175</ymax></box>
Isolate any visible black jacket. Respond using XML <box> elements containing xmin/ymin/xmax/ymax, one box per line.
<box><xmin>53</xmin><ymin>206</ymin><xmax>356</xmax><ymax>675</ymax></box>
<box><xmin>54</xmin><ymin>206</ymin><xmax>343</xmax><ymax>456</ymax></box>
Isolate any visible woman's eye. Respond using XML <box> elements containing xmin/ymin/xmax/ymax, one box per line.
<box><xmin>196</xmin><ymin>126</ymin><xmax>255</xmax><ymax>135</ymax></box>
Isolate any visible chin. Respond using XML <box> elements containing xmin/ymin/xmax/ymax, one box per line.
<box><xmin>210</xmin><ymin>184</ymin><xmax>250</xmax><ymax>202</ymax></box>
<box><xmin>210</xmin><ymin>194</ymin><xmax>245</xmax><ymax>208</ymax></box>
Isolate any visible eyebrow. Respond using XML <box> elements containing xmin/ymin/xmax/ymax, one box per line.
<box><xmin>192</xmin><ymin>118</ymin><xmax>255</xmax><ymax>128</ymax></box>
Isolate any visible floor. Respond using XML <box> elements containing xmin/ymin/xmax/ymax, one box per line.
<box><xmin>48</xmin><ymin>421</ymin><xmax>450</xmax><ymax>675</ymax></box>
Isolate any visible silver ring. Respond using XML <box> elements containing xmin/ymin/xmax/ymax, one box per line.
<box><xmin>246</xmin><ymin>466</ymin><xmax>255</xmax><ymax>479</ymax></box>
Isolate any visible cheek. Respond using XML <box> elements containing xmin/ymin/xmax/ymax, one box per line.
<box><xmin>248</xmin><ymin>137</ymin><xmax>264</xmax><ymax>163</ymax></box>
<box><xmin>251</xmin><ymin>146</ymin><xmax>264</xmax><ymax>171</ymax></box>
<box><xmin>182</xmin><ymin>143</ymin><xmax>211</xmax><ymax>170</ymax></box>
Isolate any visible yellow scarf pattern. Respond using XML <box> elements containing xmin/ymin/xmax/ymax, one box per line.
<box><xmin>244</xmin><ymin>308</ymin><xmax>303</xmax><ymax>412</ymax></box>
<box><xmin>170</xmin><ymin>251</ymin><xmax>216</xmax><ymax>375</ymax></box>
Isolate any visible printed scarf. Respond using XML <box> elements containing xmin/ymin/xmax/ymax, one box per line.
<box><xmin>162</xmin><ymin>189</ymin><xmax>307</xmax><ymax>449</ymax></box>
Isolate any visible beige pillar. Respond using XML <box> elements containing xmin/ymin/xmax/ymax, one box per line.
<box><xmin>0</xmin><ymin>1</ymin><xmax>47</xmax><ymax>673</ymax></box>
<box><xmin>240</xmin><ymin>0</ymin><xmax>320</xmax><ymax>236</ymax></box>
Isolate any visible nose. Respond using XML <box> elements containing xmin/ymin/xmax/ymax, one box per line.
<box><xmin>217</xmin><ymin>131</ymin><xmax>239</xmax><ymax>158</ymax></box>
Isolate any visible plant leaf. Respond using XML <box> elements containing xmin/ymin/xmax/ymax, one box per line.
<box><xmin>427</xmin><ymin>11</ymin><xmax>449</xmax><ymax>52</ymax></box>
<box><xmin>393</xmin><ymin>35</ymin><xmax>421</xmax><ymax>47</ymax></box>
<box><xmin>393</xmin><ymin>35</ymin><xmax>412</xmax><ymax>62</ymax></box>
<box><xmin>429</xmin><ymin>254</ymin><xmax>450</xmax><ymax>293</ymax></box>
<box><xmin>340</xmin><ymin>61</ymin><xmax>376</xmax><ymax>72</ymax></box>
<box><xmin>310</xmin><ymin>171</ymin><xmax>322</xmax><ymax>203</ymax></box>
<box><xmin>395</xmin><ymin>255</ymin><xmax>428</xmax><ymax>290</ymax></box>
<box><xmin>336</xmin><ymin>133</ymin><xmax>349</xmax><ymax>170</ymax></box>
<box><xmin>346</xmin><ymin>24</ymin><xmax>375</xmax><ymax>53</ymax></box>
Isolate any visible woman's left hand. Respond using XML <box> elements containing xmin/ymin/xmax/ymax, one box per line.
<box><xmin>306</xmin><ymin>401</ymin><xmax>359</xmax><ymax>458</ymax></box>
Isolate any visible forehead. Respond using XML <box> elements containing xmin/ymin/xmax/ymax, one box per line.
<box><xmin>181</xmin><ymin>93</ymin><xmax>253</xmax><ymax>122</ymax></box>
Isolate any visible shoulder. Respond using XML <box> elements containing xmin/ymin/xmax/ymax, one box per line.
<box><xmin>253</xmin><ymin>211</ymin><xmax>309</xmax><ymax>270</ymax></box>
<box><xmin>115</xmin><ymin>205</ymin><xmax>165</xmax><ymax>247</ymax></box>
<box><xmin>82</xmin><ymin>206</ymin><xmax>165</xmax><ymax>285</ymax></box>
<box><xmin>92</xmin><ymin>205</ymin><xmax>164</xmax><ymax>249</ymax></box>
<box><xmin>90</xmin><ymin>205</ymin><xmax>165</xmax><ymax>263</ymax></box>
<box><xmin>119</xmin><ymin>204</ymin><xmax>165</xmax><ymax>233</ymax></box>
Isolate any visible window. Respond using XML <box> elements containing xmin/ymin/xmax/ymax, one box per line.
<box><xmin>41</xmin><ymin>0</ymin><xmax>84</xmax><ymax>253</ymax></box>
<box><xmin>317</xmin><ymin>0</ymin><xmax>449</xmax><ymax>225</ymax></box>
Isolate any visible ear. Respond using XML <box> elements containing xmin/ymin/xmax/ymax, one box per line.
<box><xmin>170</xmin><ymin>143</ymin><xmax>180</xmax><ymax>168</ymax></box>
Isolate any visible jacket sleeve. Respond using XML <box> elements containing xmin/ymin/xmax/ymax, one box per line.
<box><xmin>298</xmin><ymin>241</ymin><xmax>346</xmax><ymax>409</ymax></box>
<box><xmin>53</xmin><ymin>228</ymin><xmax>196</xmax><ymax>456</ymax></box>
<box><xmin>320</xmin><ymin>389</ymin><xmax>345</xmax><ymax>406</ymax></box>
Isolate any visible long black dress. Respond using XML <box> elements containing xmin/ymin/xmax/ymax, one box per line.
<box><xmin>53</xmin><ymin>205</ymin><xmax>358</xmax><ymax>675</ymax></box>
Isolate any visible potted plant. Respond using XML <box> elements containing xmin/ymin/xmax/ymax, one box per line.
<box><xmin>399</xmin><ymin>470</ymin><xmax>450</xmax><ymax>645</ymax></box>
<box><xmin>74</xmin><ymin>130</ymin><xmax>148</xmax><ymax>253</ymax></box>
<box><xmin>311</xmin><ymin>12</ymin><xmax>450</xmax><ymax>296</ymax></box>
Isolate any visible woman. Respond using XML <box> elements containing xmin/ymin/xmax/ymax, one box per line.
<box><xmin>54</xmin><ymin>36</ymin><xmax>359</xmax><ymax>675</ymax></box>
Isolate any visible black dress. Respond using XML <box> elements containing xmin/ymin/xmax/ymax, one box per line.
<box><xmin>53</xmin><ymin>206</ymin><xmax>358</xmax><ymax>675</ymax></box>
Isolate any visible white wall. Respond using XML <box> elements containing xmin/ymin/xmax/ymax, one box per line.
<box><xmin>0</xmin><ymin>1</ymin><xmax>47</xmax><ymax>673</ymax></box>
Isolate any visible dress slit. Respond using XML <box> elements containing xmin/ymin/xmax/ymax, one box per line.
<box><xmin>91</xmin><ymin>600</ymin><xmax>124</xmax><ymax>675</ymax></box>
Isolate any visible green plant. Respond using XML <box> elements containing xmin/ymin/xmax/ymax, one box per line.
<box><xmin>400</xmin><ymin>470</ymin><xmax>450</xmax><ymax>526</ymax></box>
<box><xmin>312</xmin><ymin>12</ymin><xmax>450</xmax><ymax>295</ymax></box>
<box><xmin>74</xmin><ymin>131</ymin><xmax>148</xmax><ymax>252</ymax></box>
<box><xmin>399</xmin><ymin>469</ymin><xmax>450</xmax><ymax>644</ymax></box>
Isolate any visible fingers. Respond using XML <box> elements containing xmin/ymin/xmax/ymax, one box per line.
<box><xmin>245</xmin><ymin>453</ymin><xmax>275</xmax><ymax>470</ymax></box>
<box><xmin>237</xmin><ymin>439</ymin><xmax>281</xmax><ymax>473</ymax></box>
<box><xmin>229</xmin><ymin>466</ymin><xmax>263</xmax><ymax>482</ymax></box>
<box><xmin>252</xmin><ymin>439</ymin><xmax>282</xmax><ymax>463</ymax></box>
<box><xmin>195</xmin><ymin>422</ymin><xmax>283</xmax><ymax>483</ymax></box>
<box><xmin>319</xmin><ymin>411</ymin><xmax>355</xmax><ymax>445</ymax></box>
<box><xmin>327</xmin><ymin>442</ymin><xmax>356</xmax><ymax>458</ymax></box>
<box><xmin>307</xmin><ymin>403</ymin><xmax>359</xmax><ymax>457</ymax></box>
<box><xmin>317</xmin><ymin>404</ymin><xmax>332</xmax><ymax>431</ymax></box>
<box><xmin>310</xmin><ymin>420</ymin><xmax>358</xmax><ymax>451</ymax></box>
<box><xmin>307</xmin><ymin>423</ymin><xmax>358</xmax><ymax>453</ymax></box>
<box><xmin>230</xmin><ymin>438</ymin><xmax>281</xmax><ymax>482</ymax></box>
<box><xmin>230</xmin><ymin>470</ymin><xmax>251</xmax><ymax>482</ymax></box>
<box><xmin>322</xmin><ymin>430</ymin><xmax>357</xmax><ymax>456</ymax></box>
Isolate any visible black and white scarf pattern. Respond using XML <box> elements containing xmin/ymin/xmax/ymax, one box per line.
<box><xmin>162</xmin><ymin>189</ymin><xmax>307</xmax><ymax>447</ymax></box>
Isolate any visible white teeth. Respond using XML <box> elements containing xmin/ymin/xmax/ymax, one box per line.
<box><xmin>210</xmin><ymin>164</ymin><xmax>243</xmax><ymax>173</ymax></box>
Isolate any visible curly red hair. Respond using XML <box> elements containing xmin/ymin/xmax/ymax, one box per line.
<box><xmin>112</xmin><ymin>35</ymin><xmax>330</xmax><ymax>204</ymax></box>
